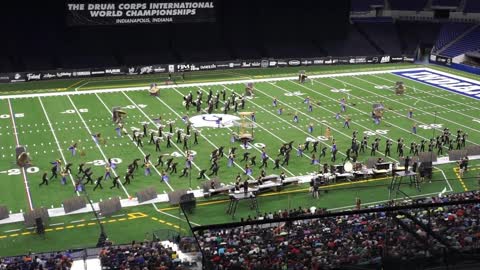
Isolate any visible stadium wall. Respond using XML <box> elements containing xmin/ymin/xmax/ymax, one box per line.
<box><xmin>430</xmin><ymin>54</ymin><xmax>480</xmax><ymax>75</ymax></box>
<box><xmin>0</xmin><ymin>55</ymin><xmax>414</xmax><ymax>84</ymax></box>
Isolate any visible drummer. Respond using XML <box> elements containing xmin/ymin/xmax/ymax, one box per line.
<box><xmin>322</xmin><ymin>163</ymin><xmax>329</xmax><ymax>174</ymax></box>
<box><xmin>343</xmin><ymin>160</ymin><xmax>353</xmax><ymax>174</ymax></box>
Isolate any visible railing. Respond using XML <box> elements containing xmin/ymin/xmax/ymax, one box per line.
<box><xmin>190</xmin><ymin>198</ymin><xmax>480</xmax><ymax>269</ymax></box>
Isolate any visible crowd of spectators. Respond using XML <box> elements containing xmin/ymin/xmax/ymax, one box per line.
<box><xmin>0</xmin><ymin>240</ymin><xmax>199</xmax><ymax>270</ymax></box>
<box><xmin>99</xmin><ymin>240</ymin><xmax>197</xmax><ymax>270</ymax></box>
<box><xmin>240</xmin><ymin>206</ymin><xmax>328</xmax><ymax>223</ymax></box>
<box><xmin>0</xmin><ymin>252</ymin><xmax>73</xmax><ymax>270</ymax></box>
<box><xmin>197</xmin><ymin>191</ymin><xmax>480</xmax><ymax>270</ymax></box>
<box><xmin>2</xmin><ymin>191</ymin><xmax>480</xmax><ymax>270</ymax></box>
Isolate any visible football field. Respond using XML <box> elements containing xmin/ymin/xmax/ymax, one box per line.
<box><xmin>1</xmin><ymin>64</ymin><xmax>480</xmax><ymax>256</ymax></box>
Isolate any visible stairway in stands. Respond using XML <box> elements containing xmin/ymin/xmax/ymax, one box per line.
<box><xmin>71</xmin><ymin>258</ymin><xmax>101</xmax><ymax>270</ymax></box>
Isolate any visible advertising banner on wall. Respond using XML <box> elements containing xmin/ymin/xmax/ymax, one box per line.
<box><xmin>0</xmin><ymin>54</ymin><xmax>410</xmax><ymax>83</ymax></box>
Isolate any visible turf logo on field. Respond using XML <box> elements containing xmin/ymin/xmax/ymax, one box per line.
<box><xmin>190</xmin><ymin>114</ymin><xmax>240</xmax><ymax>128</ymax></box>
<box><xmin>393</xmin><ymin>70</ymin><xmax>480</xmax><ymax>100</ymax></box>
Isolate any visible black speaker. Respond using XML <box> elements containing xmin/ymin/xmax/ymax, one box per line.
<box><xmin>99</xmin><ymin>198</ymin><xmax>122</xmax><ymax>216</ymax></box>
<box><xmin>179</xmin><ymin>193</ymin><xmax>196</xmax><ymax>214</ymax></box>
<box><xmin>35</xmin><ymin>217</ymin><xmax>45</xmax><ymax>235</ymax></box>
<box><xmin>168</xmin><ymin>189</ymin><xmax>188</xmax><ymax>205</ymax></box>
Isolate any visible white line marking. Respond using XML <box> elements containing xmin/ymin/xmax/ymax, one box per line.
<box><xmin>70</xmin><ymin>219</ymin><xmax>85</xmax><ymax>224</ymax></box>
<box><xmin>222</xmin><ymin>85</ymin><xmax>334</xmax><ymax>158</ymax></box>
<box><xmin>38</xmin><ymin>97</ymin><xmax>80</xmax><ymax>195</ymax></box>
<box><xmin>167</xmin><ymin>88</ymin><xmax>256</xmax><ymax>179</ymax></box>
<box><xmin>67</xmin><ymin>95</ymin><xmax>131</xmax><ymax>198</ymax></box>
<box><xmin>95</xmin><ymin>93</ymin><xmax>175</xmax><ymax>191</ymax></box>
<box><xmin>4</xmin><ymin>229</ymin><xmax>21</xmax><ymax>233</ymax></box>
<box><xmin>0</xmin><ymin>68</ymin><xmax>427</xmax><ymax>100</ymax></box>
<box><xmin>353</xmin><ymin>75</ymin><xmax>480</xmax><ymax>139</ymax></box>
<box><xmin>329</xmin><ymin>191</ymin><xmax>452</xmax><ymax>212</ymax></box>
<box><xmin>152</xmin><ymin>203</ymin><xmax>201</xmax><ymax>226</ymax></box>
<box><xmin>7</xmin><ymin>99</ymin><xmax>33</xmax><ymax>210</ymax></box>
<box><xmin>198</xmin><ymin>86</ymin><xmax>296</xmax><ymax>176</ymax></box>
<box><xmin>120</xmin><ymin>91</ymin><xmax>205</xmax><ymax>186</ymax></box>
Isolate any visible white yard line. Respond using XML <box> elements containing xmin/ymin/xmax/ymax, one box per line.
<box><xmin>38</xmin><ymin>97</ymin><xmax>80</xmax><ymax>195</ymax></box>
<box><xmin>66</xmin><ymin>95</ymin><xmax>131</xmax><ymax>198</ymax></box>
<box><xmin>4</xmin><ymin>229</ymin><xmax>21</xmax><ymax>233</ymax></box>
<box><xmin>434</xmin><ymin>166</ymin><xmax>453</xmax><ymax>193</ymax></box>
<box><xmin>221</xmin><ymin>85</ymin><xmax>340</xmax><ymax>158</ymax></box>
<box><xmin>268</xmin><ymin>82</ymin><xmax>428</xmax><ymax>163</ymax></box>
<box><xmin>94</xmin><ymin>93</ymin><xmax>175</xmax><ymax>191</ymax></box>
<box><xmin>119</xmin><ymin>91</ymin><xmax>207</xmax><ymax>180</ymax></box>
<box><xmin>254</xmin><ymin>85</ymin><xmax>376</xmax><ymax>158</ymax></box>
<box><xmin>196</xmin><ymin>86</ymin><xmax>296</xmax><ymax>176</ymax></box>
<box><xmin>0</xmin><ymin>68</ymin><xmax>427</xmax><ymax>100</ymax></box>
<box><xmin>329</xmin><ymin>191</ymin><xmax>452</xmax><ymax>212</ymax></box>
<box><xmin>288</xmin><ymin>80</ymin><xmax>456</xmax><ymax>191</ymax></box>
<box><xmin>152</xmin><ymin>203</ymin><xmax>201</xmax><ymax>226</ymax></box>
<box><xmin>7</xmin><ymin>99</ymin><xmax>34</xmax><ymax>210</ymax></box>
<box><xmin>297</xmin><ymin>79</ymin><xmax>433</xmax><ymax>143</ymax></box>
<box><xmin>351</xmin><ymin>75</ymin><xmax>480</xmax><ymax>138</ymax></box>
<box><xmin>155</xmin><ymin>89</ymin><xmax>255</xmax><ymax>180</ymax></box>
<box><xmin>77</xmin><ymin>71</ymin><xmax>247</xmax><ymax>87</ymax></box>
<box><xmin>70</xmin><ymin>219</ymin><xmax>85</xmax><ymax>224</ymax></box>
<box><xmin>371</xmin><ymin>73</ymin><xmax>480</xmax><ymax>114</ymax></box>
<box><xmin>74</xmin><ymin>81</ymin><xmax>90</xmax><ymax>91</ymax></box>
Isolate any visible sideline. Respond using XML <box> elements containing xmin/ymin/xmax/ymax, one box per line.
<box><xmin>0</xmin><ymin>67</ymin><xmax>427</xmax><ymax>100</ymax></box>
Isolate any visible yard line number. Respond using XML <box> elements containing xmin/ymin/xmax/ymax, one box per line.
<box><xmin>61</xmin><ymin>108</ymin><xmax>88</xmax><ymax>114</ymax></box>
<box><xmin>0</xmin><ymin>113</ymin><xmax>24</xmax><ymax>119</ymax></box>
<box><xmin>1</xmin><ymin>166</ymin><xmax>39</xmax><ymax>175</ymax></box>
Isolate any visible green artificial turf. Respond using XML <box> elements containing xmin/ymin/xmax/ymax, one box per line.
<box><xmin>0</xmin><ymin>63</ymin><xmax>479</xmax><ymax>257</ymax></box>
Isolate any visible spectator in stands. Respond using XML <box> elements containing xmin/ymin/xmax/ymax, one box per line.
<box><xmin>198</xmin><ymin>190</ymin><xmax>480</xmax><ymax>270</ymax></box>
<box><xmin>98</xmin><ymin>240</ymin><xmax>194</xmax><ymax>270</ymax></box>
<box><xmin>0</xmin><ymin>252</ymin><xmax>73</xmax><ymax>270</ymax></box>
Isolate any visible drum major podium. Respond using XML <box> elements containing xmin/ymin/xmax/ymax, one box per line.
<box><xmin>389</xmin><ymin>170</ymin><xmax>420</xmax><ymax>200</ymax></box>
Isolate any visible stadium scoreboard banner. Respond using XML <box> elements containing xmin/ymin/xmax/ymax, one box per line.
<box><xmin>0</xmin><ymin>55</ymin><xmax>414</xmax><ymax>83</ymax></box>
<box><xmin>66</xmin><ymin>0</ymin><xmax>216</xmax><ymax>25</ymax></box>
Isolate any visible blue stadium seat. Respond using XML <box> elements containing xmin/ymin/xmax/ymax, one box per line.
<box><xmin>388</xmin><ymin>0</ymin><xmax>428</xmax><ymax>11</ymax></box>
<box><xmin>464</xmin><ymin>0</ymin><xmax>480</xmax><ymax>13</ymax></box>
<box><xmin>441</xmin><ymin>26</ymin><xmax>480</xmax><ymax>57</ymax></box>
<box><xmin>434</xmin><ymin>23</ymin><xmax>474</xmax><ymax>52</ymax></box>
<box><xmin>432</xmin><ymin>0</ymin><xmax>461</xmax><ymax>7</ymax></box>
<box><xmin>351</xmin><ymin>0</ymin><xmax>384</xmax><ymax>11</ymax></box>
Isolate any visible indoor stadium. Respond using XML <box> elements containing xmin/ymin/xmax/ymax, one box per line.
<box><xmin>1</xmin><ymin>0</ymin><xmax>480</xmax><ymax>269</ymax></box>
